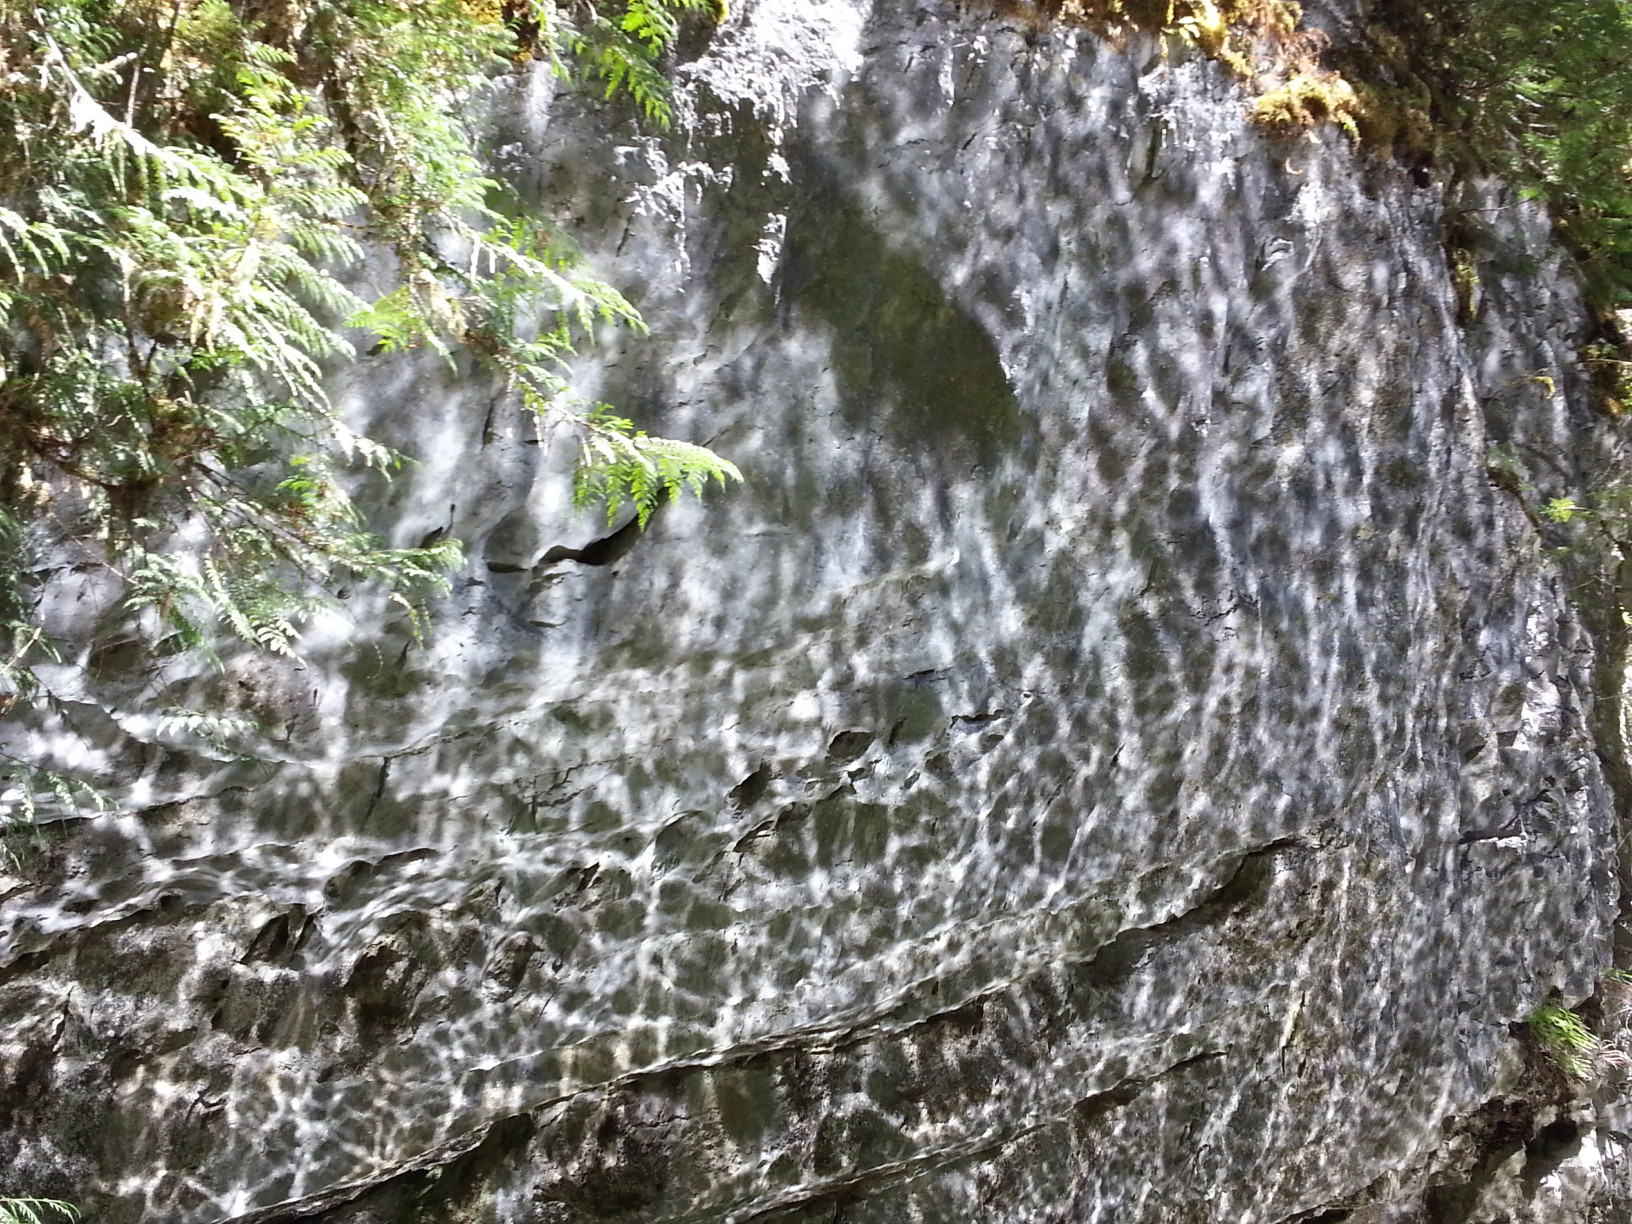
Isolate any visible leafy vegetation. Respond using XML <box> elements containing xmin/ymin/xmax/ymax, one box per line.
<box><xmin>0</xmin><ymin>1201</ymin><xmax>77</xmax><ymax>1224</ymax></box>
<box><xmin>1486</xmin><ymin>440</ymin><xmax>1632</xmax><ymax>562</ymax></box>
<box><xmin>1356</xmin><ymin>0</ymin><xmax>1632</xmax><ymax>308</ymax></box>
<box><xmin>1024</xmin><ymin>0</ymin><xmax>1632</xmax><ymax>312</ymax></box>
<box><xmin>541</xmin><ymin>0</ymin><xmax>725</xmax><ymax>125</ymax></box>
<box><xmin>0</xmin><ymin>0</ymin><xmax>738</xmax><ymax>817</ymax></box>
<box><xmin>1529</xmin><ymin>1001</ymin><xmax>1602</xmax><ymax>1079</ymax></box>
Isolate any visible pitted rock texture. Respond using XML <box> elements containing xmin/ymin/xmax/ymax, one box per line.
<box><xmin>2</xmin><ymin>1</ymin><xmax>1630</xmax><ymax>1221</ymax></box>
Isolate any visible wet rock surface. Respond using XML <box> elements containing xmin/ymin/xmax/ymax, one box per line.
<box><xmin>2</xmin><ymin>1</ymin><xmax>1630</xmax><ymax>1220</ymax></box>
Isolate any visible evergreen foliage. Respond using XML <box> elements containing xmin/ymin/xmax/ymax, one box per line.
<box><xmin>0</xmin><ymin>0</ymin><xmax>737</xmax><ymax>816</ymax></box>
<box><xmin>538</xmin><ymin>0</ymin><xmax>719</xmax><ymax>125</ymax></box>
<box><xmin>1368</xmin><ymin>0</ymin><xmax>1632</xmax><ymax>307</ymax></box>
<box><xmin>573</xmin><ymin>406</ymin><xmax>739</xmax><ymax>528</ymax></box>
<box><xmin>0</xmin><ymin>1201</ymin><xmax>77</xmax><ymax>1224</ymax></box>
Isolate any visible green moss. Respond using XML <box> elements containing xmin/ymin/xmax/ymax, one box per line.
<box><xmin>1253</xmin><ymin>72</ymin><xmax>1362</xmax><ymax>139</ymax></box>
<box><xmin>1348</xmin><ymin>81</ymin><xmax>1437</xmax><ymax>157</ymax></box>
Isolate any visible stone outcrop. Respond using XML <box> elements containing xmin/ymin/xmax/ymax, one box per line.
<box><xmin>3</xmin><ymin>1</ymin><xmax>1630</xmax><ymax>1221</ymax></box>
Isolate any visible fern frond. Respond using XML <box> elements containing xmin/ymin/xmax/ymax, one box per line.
<box><xmin>0</xmin><ymin>0</ymin><xmax>730</xmax><ymax>810</ymax></box>
<box><xmin>572</xmin><ymin>406</ymin><xmax>741</xmax><ymax>526</ymax></box>
<box><xmin>0</xmin><ymin>1195</ymin><xmax>79</xmax><ymax>1224</ymax></box>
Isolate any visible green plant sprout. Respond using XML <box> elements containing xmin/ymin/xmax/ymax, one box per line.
<box><xmin>1529</xmin><ymin>1002</ymin><xmax>1601</xmax><ymax>1078</ymax></box>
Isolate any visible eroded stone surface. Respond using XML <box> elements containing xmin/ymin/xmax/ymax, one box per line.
<box><xmin>1</xmin><ymin>1</ymin><xmax>1628</xmax><ymax>1221</ymax></box>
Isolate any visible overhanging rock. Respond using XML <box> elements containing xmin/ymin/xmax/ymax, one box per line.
<box><xmin>2</xmin><ymin>1</ymin><xmax>1628</xmax><ymax>1221</ymax></box>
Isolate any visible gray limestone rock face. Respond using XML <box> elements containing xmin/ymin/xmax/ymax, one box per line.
<box><xmin>2</xmin><ymin>1</ymin><xmax>1630</xmax><ymax>1221</ymax></box>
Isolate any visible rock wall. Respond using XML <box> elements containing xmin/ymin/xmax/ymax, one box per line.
<box><xmin>3</xmin><ymin>1</ymin><xmax>1631</xmax><ymax>1221</ymax></box>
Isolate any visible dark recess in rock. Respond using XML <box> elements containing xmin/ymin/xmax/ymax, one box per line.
<box><xmin>542</xmin><ymin>516</ymin><xmax>646</xmax><ymax>567</ymax></box>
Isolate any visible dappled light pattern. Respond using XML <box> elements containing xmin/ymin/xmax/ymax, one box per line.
<box><xmin>0</xmin><ymin>0</ymin><xmax>1625</xmax><ymax>1220</ymax></box>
